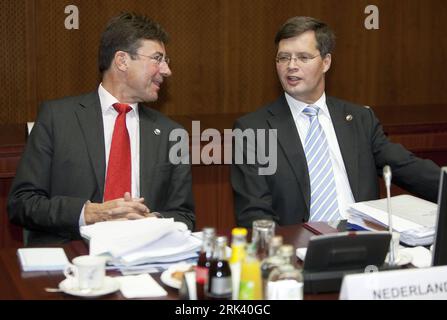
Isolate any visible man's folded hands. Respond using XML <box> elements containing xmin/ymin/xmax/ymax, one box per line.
<box><xmin>85</xmin><ymin>192</ymin><xmax>155</xmax><ymax>224</ymax></box>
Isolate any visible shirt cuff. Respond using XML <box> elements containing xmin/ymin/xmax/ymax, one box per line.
<box><xmin>79</xmin><ymin>204</ymin><xmax>86</xmax><ymax>227</ymax></box>
<box><xmin>152</xmin><ymin>212</ymin><xmax>163</xmax><ymax>218</ymax></box>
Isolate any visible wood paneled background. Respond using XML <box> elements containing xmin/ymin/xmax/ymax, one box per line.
<box><xmin>1</xmin><ymin>0</ymin><xmax>447</xmax><ymax>124</ymax></box>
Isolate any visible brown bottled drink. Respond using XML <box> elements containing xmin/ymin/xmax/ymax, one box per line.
<box><xmin>195</xmin><ymin>227</ymin><xmax>215</xmax><ymax>300</ymax></box>
<box><xmin>207</xmin><ymin>236</ymin><xmax>232</xmax><ymax>300</ymax></box>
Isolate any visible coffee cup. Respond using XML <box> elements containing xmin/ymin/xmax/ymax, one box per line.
<box><xmin>63</xmin><ymin>255</ymin><xmax>106</xmax><ymax>290</ymax></box>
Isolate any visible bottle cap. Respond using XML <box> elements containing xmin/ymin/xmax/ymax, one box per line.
<box><xmin>231</xmin><ymin>227</ymin><xmax>248</xmax><ymax>236</ymax></box>
<box><xmin>215</xmin><ymin>236</ymin><xmax>227</xmax><ymax>246</ymax></box>
<box><xmin>271</xmin><ymin>235</ymin><xmax>283</xmax><ymax>247</ymax></box>
<box><xmin>279</xmin><ymin>244</ymin><xmax>294</xmax><ymax>257</ymax></box>
<box><xmin>202</xmin><ymin>227</ymin><xmax>216</xmax><ymax>237</ymax></box>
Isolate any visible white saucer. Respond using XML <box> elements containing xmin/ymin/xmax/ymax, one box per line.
<box><xmin>385</xmin><ymin>251</ymin><xmax>413</xmax><ymax>266</ymax></box>
<box><xmin>59</xmin><ymin>276</ymin><xmax>120</xmax><ymax>298</ymax></box>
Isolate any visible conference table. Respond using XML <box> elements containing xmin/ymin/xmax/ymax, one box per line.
<box><xmin>0</xmin><ymin>223</ymin><xmax>339</xmax><ymax>300</ymax></box>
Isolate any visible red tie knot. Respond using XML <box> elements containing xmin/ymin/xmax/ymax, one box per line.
<box><xmin>113</xmin><ymin>103</ymin><xmax>132</xmax><ymax>114</ymax></box>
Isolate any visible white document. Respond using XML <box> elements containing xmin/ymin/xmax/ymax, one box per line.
<box><xmin>80</xmin><ymin>217</ymin><xmax>201</xmax><ymax>268</ymax></box>
<box><xmin>348</xmin><ymin>195</ymin><xmax>437</xmax><ymax>246</ymax></box>
<box><xmin>115</xmin><ymin>230</ymin><xmax>201</xmax><ymax>266</ymax></box>
<box><xmin>116</xmin><ymin>274</ymin><xmax>167</xmax><ymax>298</ymax></box>
<box><xmin>117</xmin><ymin>257</ymin><xmax>199</xmax><ymax>275</ymax></box>
<box><xmin>81</xmin><ymin>217</ymin><xmax>187</xmax><ymax>257</ymax></box>
<box><xmin>400</xmin><ymin>246</ymin><xmax>432</xmax><ymax>268</ymax></box>
<box><xmin>17</xmin><ymin>248</ymin><xmax>69</xmax><ymax>272</ymax></box>
<box><xmin>296</xmin><ymin>248</ymin><xmax>307</xmax><ymax>261</ymax></box>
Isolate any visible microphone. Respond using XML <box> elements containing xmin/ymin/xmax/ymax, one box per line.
<box><xmin>383</xmin><ymin>165</ymin><xmax>396</xmax><ymax>266</ymax></box>
<box><xmin>383</xmin><ymin>165</ymin><xmax>392</xmax><ymax>190</ymax></box>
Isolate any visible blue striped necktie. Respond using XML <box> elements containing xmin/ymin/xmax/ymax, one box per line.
<box><xmin>303</xmin><ymin>105</ymin><xmax>341</xmax><ymax>221</ymax></box>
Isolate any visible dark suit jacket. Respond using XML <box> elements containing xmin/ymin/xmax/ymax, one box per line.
<box><xmin>7</xmin><ymin>92</ymin><xmax>195</xmax><ymax>244</ymax></box>
<box><xmin>231</xmin><ymin>94</ymin><xmax>441</xmax><ymax>228</ymax></box>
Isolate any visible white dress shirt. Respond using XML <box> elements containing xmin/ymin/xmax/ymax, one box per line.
<box><xmin>79</xmin><ymin>84</ymin><xmax>140</xmax><ymax>226</ymax></box>
<box><xmin>285</xmin><ymin>92</ymin><xmax>355</xmax><ymax>219</ymax></box>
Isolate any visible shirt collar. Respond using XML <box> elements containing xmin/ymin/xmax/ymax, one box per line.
<box><xmin>98</xmin><ymin>83</ymin><xmax>139</xmax><ymax>115</ymax></box>
<box><xmin>285</xmin><ymin>92</ymin><xmax>329</xmax><ymax>117</ymax></box>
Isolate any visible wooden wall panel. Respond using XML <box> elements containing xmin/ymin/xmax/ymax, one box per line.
<box><xmin>192</xmin><ymin>164</ymin><xmax>235</xmax><ymax>231</ymax></box>
<box><xmin>192</xmin><ymin>165</ymin><xmax>220</xmax><ymax>230</ymax></box>
<box><xmin>0</xmin><ymin>0</ymin><xmax>28</xmax><ymax>124</ymax></box>
<box><xmin>1</xmin><ymin>0</ymin><xmax>447</xmax><ymax>124</ymax></box>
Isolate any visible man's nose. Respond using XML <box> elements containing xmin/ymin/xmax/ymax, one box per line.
<box><xmin>287</xmin><ymin>57</ymin><xmax>300</xmax><ymax>69</ymax></box>
<box><xmin>160</xmin><ymin>62</ymin><xmax>172</xmax><ymax>77</ymax></box>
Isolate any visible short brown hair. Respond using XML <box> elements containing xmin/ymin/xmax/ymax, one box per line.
<box><xmin>98</xmin><ymin>12</ymin><xmax>169</xmax><ymax>73</ymax></box>
<box><xmin>274</xmin><ymin>16</ymin><xmax>335</xmax><ymax>56</ymax></box>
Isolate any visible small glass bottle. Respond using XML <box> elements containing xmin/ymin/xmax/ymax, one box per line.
<box><xmin>229</xmin><ymin>227</ymin><xmax>247</xmax><ymax>300</ymax></box>
<box><xmin>266</xmin><ymin>244</ymin><xmax>304</xmax><ymax>300</ymax></box>
<box><xmin>195</xmin><ymin>227</ymin><xmax>215</xmax><ymax>300</ymax></box>
<box><xmin>260</xmin><ymin>235</ymin><xmax>284</xmax><ymax>297</ymax></box>
<box><xmin>207</xmin><ymin>236</ymin><xmax>232</xmax><ymax>300</ymax></box>
<box><xmin>238</xmin><ymin>242</ymin><xmax>263</xmax><ymax>300</ymax></box>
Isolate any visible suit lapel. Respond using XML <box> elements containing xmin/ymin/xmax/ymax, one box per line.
<box><xmin>326</xmin><ymin>97</ymin><xmax>359</xmax><ymax>200</ymax></box>
<box><xmin>75</xmin><ymin>92</ymin><xmax>106</xmax><ymax>199</ymax></box>
<box><xmin>267</xmin><ymin>95</ymin><xmax>311</xmax><ymax>211</ymax></box>
<box><xmin>138</xmin><ymin>105</ymin><xmax>161</xmax><ymax>201</ymax></box>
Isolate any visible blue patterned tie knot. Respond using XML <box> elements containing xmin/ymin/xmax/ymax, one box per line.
<box><xmin>303</xmin><ymin>105</ymin><xmax>319</xmax><ymax>118</ymax></box>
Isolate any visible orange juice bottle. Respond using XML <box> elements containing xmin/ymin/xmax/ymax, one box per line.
<box><xmin>238</xmin><ymin>243</ymin><xmax>263</xmax><ymax>300</ymax></box>
<box><xmin>229</xmin><ymin>227</ymin><xmax>247</xmax><ymax>300</ymax></box>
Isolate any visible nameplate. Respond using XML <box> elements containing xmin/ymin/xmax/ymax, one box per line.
<box><xmin>339</xmin><ymin>265</ymin><xmax>447</xmax><ymax>300</ymax></box>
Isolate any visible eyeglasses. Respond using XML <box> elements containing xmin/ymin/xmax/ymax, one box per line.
<box><xmin>276</xmin><ymin>53</ymin><xmax>320</xmax><ymax>65</ymax></box>
<box><xmin>134</xmin><ymin>53</ymin><xmax>170</xmax><ymax>65</ymax></box>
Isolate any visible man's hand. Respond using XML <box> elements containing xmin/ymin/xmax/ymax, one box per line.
<box><xmin>84</xmin><ymin>192</ymin><xmax>153</xmax><ymax>224</ymax></box>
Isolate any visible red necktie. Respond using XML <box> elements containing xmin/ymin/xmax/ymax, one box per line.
<box><xmin>103</xmin><ymin>103</ymin><xmax>132</xmax><ymax>201</ymax></box>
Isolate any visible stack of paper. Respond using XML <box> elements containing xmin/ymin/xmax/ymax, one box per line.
<box><xmin>80</xmin><ymin>218</ymin><xmax>201</xmax><ymax>271</ymax></box>
<box><xmin>348</xmin><ymin>195</ymin><xmax>437</xmax><ymax>246</ymax></box>
<box><xmin>17</xmin><ymin>248</ymin><xmax>69</xmax><ymax>272</ymax></box>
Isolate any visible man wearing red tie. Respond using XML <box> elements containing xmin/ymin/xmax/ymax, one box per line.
<box><xmin>8</xmin><ymin>13</ymin><xmax>195</xmax><ymax>244</ymax></box>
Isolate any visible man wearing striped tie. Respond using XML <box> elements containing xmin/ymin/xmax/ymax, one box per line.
<box><xmin>232</xmin><ymin>16</ymin><xmax>440</xmax><ymax>228</ymax></box>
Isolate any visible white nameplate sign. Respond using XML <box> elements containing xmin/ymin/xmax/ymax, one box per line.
<box><xmin>340</xmin><ymin>265</ymin><xmax>447</xmax><ymax>300</ymax></box>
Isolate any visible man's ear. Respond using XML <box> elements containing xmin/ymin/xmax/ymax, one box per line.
<box><xmin>322</xmin><ymin>53</ymin><xmax>331</xmax><ymax>73</ymax></box>
<box><xmin>114</xmin><ymin>51</ymin><xmax>128</xmax><ymax>71</ymax></box>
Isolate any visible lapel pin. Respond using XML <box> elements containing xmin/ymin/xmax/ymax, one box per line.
<box><xmin>346</xmin><ymin>114</ymin><xmax>353</xmax><ymax>121</ymax></box>
<box><xmin>154</xmin><ymin>129</ymin><xmax>161</xmax><ymax>135</ymax></box>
